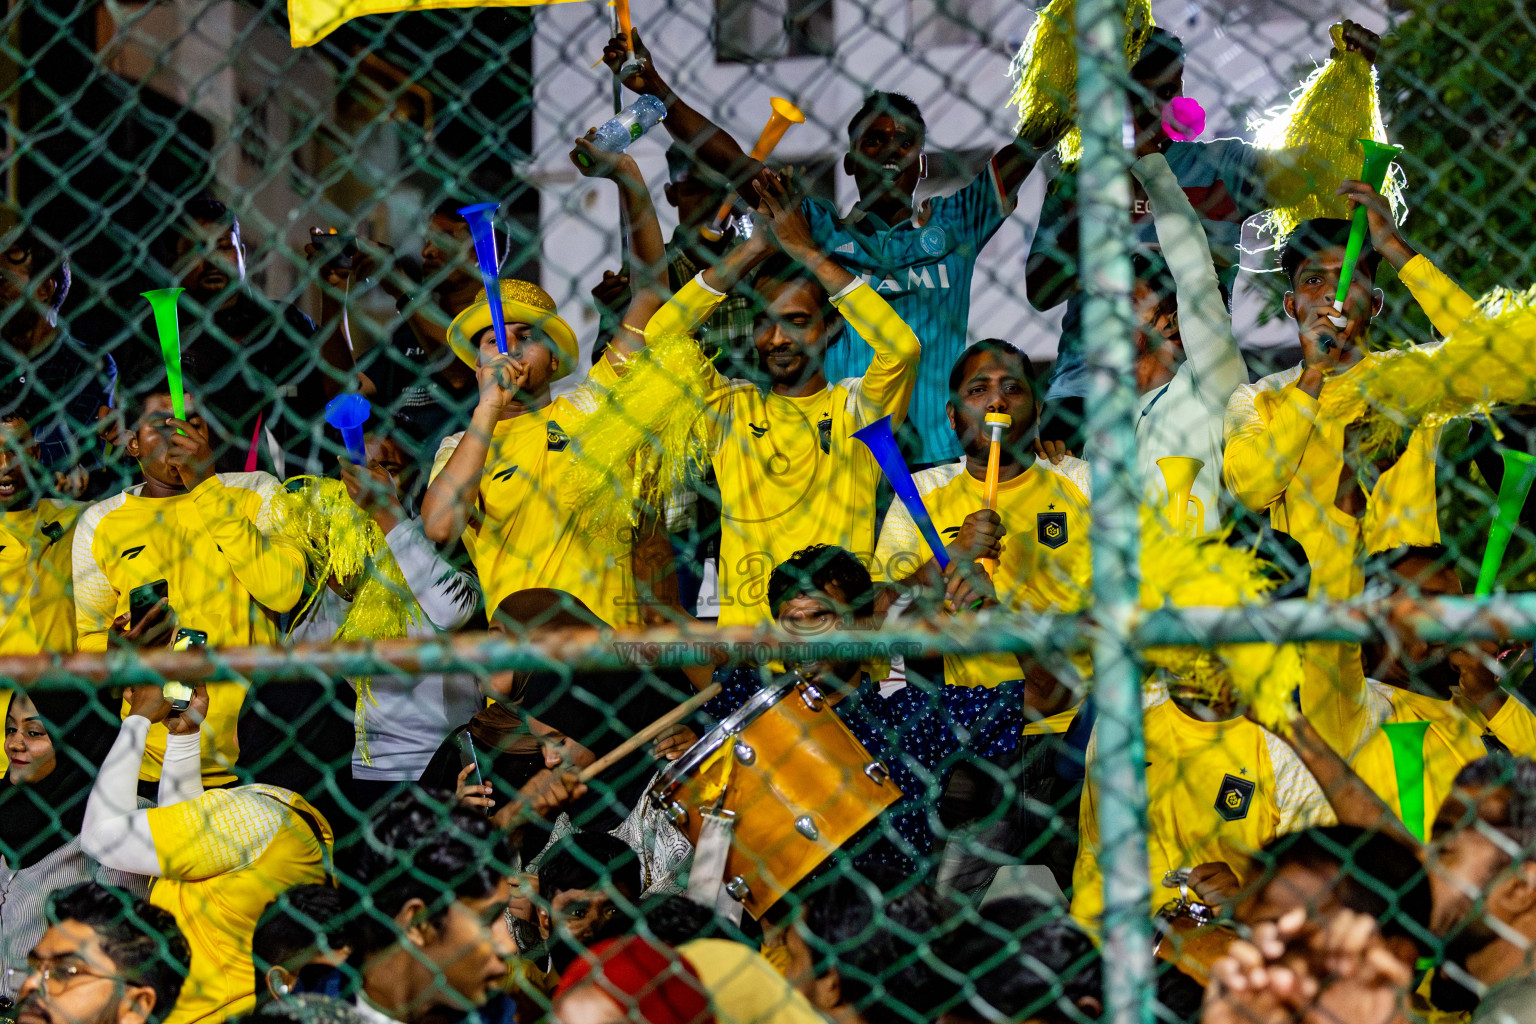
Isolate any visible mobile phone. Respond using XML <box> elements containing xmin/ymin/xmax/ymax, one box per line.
<box><xmin>129</xmin><ymin>580</ymin><xmax>169</xmax><ymax>630</ymax></box>
<box><xmin>166</xmin><ymin>630</ymin><xmax>207</xmax><ymax>712</ymax></box>
<box><xmin>457</xmin><ymin>731</ymin><xmax>489</xmax><ymax>817</ymax></box>
<box><xmin>309</xmin><ymin>227</ymin><xmax>356</xmax><ymax>271</ymax></box>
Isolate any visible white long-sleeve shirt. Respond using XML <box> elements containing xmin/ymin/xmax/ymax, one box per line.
<box><xmin>289</xmin><ymin>518</ymin><xmax>482</xmax><ymax>781</ymax></box>
<box><xmin>1130</xmin><ymin>152</ymin><xmax>1251</xmax><ymax>534</ymax></box>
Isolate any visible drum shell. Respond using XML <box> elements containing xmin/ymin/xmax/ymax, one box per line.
<box><xmin>651</xmin><ymin>684</ymin><xmax>900</xmax><ymax>918</ymax></box>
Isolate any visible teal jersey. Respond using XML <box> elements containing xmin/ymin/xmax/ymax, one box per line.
<box><xmin>809</xmin><ymin>161</ymin><xmax>1012</xmax><ymax>465</ymax></box>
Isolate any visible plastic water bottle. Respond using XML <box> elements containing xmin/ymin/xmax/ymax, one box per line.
<box><xmin>590</xmin><ymin>95</ymin><xmax>667</xmax><ymax>154</ymax></box>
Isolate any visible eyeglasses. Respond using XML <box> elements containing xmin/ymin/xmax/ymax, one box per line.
<box><xmin>7</xmin><ymin>960</ymin><xmax>117</xmax><ymax>995</ymax></box>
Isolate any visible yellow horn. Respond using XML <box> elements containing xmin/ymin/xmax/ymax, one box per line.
<box><xmin>1156</xmin><ymin>456</ymin><xmax>1205</xmax><ymax>537</ymax></box>
<box><xmin>701</xmin><ymin>98</ymin><xmax>806</xmax><ymax>241</ymax></box>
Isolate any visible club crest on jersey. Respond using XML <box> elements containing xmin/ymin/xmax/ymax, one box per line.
<box><xmin>41</xmin><ymin>521</ymin><xmax>63</xmax><ymax>544</ymax></box>
<box><xmin>546</xmin><ymin>423</ymin><xmax>569</xmax><ymax>452</ymax></box>
<box><xmin>817</xmin><ymin>417</ymin><xmax>832</xmax><ymax>455</ymax></box>
<box><xmin>1037</xmin><ymin>512</ymin><xmax>1067</xmax><ymax>549</ymax></box>
<box><xmin>1214</xmin><ymin>773</ymin><xmax>1255</xmax><ymax>822</ymax></box>
<box><xmin>918</xmin><ymin>225</ymin><xmax>947</xmax><ymax>257</ymax></box>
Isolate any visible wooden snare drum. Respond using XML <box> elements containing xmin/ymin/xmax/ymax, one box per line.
<box><xmin>648</xmin><ymin>672</ymin><xmax>901</xmax><ymax>918</ymax></box>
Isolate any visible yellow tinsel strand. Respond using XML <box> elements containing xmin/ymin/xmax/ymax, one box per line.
<box><xmin>1332</xmin><ymin>286</ymin><xmax>1536</xmax><ymax>458</ymax></box>
<box><xmin>280</xmin><ymin>476</ymin><xmax>423</xmax><ymax>762</ymax></box>
<box><xmin>566</xmin><ymin>331</ymin><xmax>718</xmax><ymax>548</ymax></box>
<box><xmin>1250</xmin><ymin>25</ymin><xmax>1404</xmax><ymax>244</ymax></box>
<box><xmin>1007</xmin><ymin>0</ymin><xmax>1154</xmax><ymax>164</ymax></box>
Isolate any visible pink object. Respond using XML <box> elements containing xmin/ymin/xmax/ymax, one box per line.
<box><xmin>1162</xmin><ymin>97</ymin><xmax>1206</xmax><ymax>141</ymax></box>
<box><xmin>244</xmin><ymin>412</ymin><xmax>263</xmax><ymax>473</ymax></box>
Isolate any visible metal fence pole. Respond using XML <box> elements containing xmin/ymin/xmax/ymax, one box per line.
<box><xmin>1077</xmin><ymin>0</ymin><xmax>1153</xmax><ymax>1019</ymax></box>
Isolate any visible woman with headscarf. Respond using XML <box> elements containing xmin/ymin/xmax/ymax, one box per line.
<box><xmin>0</xmin><ymin>688</ymin><xmax>151</xmax><ymax>1002</ymax></box>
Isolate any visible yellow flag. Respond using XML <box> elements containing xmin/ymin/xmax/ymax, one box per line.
<box><xmin>289</xmin><ymin>0</ymin><xmax>594</xmax><ymax>47</ymax></box>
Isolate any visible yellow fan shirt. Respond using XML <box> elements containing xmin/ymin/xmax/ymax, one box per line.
<box><xmin>1222</xmin><ymin>254</ymin><xmax>1477</xmax><ymax>600</ymax></box>
<box><xmin>147</xmin><ymin>785</ymin><xmax>332</xmax><ymax>1024</ymax></box>
<box><xmin>72</xmin><ymin>473</ymin><xmax>306</xmax><ymax>784</ymax></box>
<box><xmin>645</xmin><ymin>276</ymin><xmax>920</xmax><ymax>627</ymax></box>
<box><xmin>429</xmin><ymin>359</ymin><xmax>641</xmax><ymax>627</ymax></box>
<box><xmin>872</xmin><ymin>457</ymin><xmax>1093</xmax><ymax>687</ymax></box>
<box><xmin>1072</xmin><ymin>689</ymin><xmax>1335</xmax><ymax>930</ymax></box>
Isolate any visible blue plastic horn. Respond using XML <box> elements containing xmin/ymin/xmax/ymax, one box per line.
<box><xmin>456</xmin><ymin>201</ymin><xmax>507</xmax><ymax>355</ymax></box>
<box><xmin>852</xmin><ymin>416</ymin><xmax>950</xmax><ymax>571</ymax></box>
<box><xmin>325</xmin><ymin>394</ymin><xmax>371</xmax><ymax>465</ymax></box>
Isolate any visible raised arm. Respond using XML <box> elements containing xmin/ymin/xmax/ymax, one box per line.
<box><xmin>419</xmin><ymin>355</ymin><xmax>524</xmax><ymax>545</ymax></box>
<box><xmin>569</xmin><ymin>136</ymin><xmax>669</xmax><ymax>363</ymax></box>
<box><xmin>1130</xmin><ymin>152</ymin><xmax>1248</xmax><ymax>404</ymax></box>
<box><xmin>81</xmin><ymin>691</ymin><xmax>167</xmax><ymax>877</ymax></box>
<box><xmin>601</xmin><ymin>31</ymin><xmax>760</xmax><ymax>206</ymax></box>
<box><xmin>193</xmin><ymin>476</ymin><xmax>306</xmax><ymax>614</ymax></box>
<box><xmin>1275</xmin><ymin>713</ymin><xmax>1419</xmax><ymax>850</ymax></box>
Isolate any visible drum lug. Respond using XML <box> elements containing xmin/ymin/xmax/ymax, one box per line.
<box><xmin>799</xmin><ymin>684</ymin><xmax>825</xmax><ymax>711</ymax></box>
<box><xmin>733</xmin><ymin>740</ymin><xmax>755</xmax><ymax>765</ymax></box>
<box><xmin>724</xmin><ymin>876</ymin><xmax>753</xmax><ymax>903</ymax></box>
<box><xmin>666</xmin><ymin>800</ymin><xmax>689</xmax><ymax>827</ymax></box>
<box><xmin>794</xmin><ymin>816</ymin><xmax>820</xmax><ymax>841</ymax></box>
<box><xmin>864</xmin><ymin>762</ymin><xmax>890</xmax><ymax>786</ymax></box>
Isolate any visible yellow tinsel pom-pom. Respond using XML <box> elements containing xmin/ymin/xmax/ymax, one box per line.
<box><xmin>1137</xmin><ymin>512</ymin><xmax>1301</xmax><ymax>731</ymax></box>
<box><xmin>1250</xmin><ymin>24</ymin><xmax>1404</xmax><ymax>244</ymax></box>
<box><xmin>1332</xmin><ymin>285</ymin><xmax>1536</xmax><ymax>458</ymax></box>
<box><xmin>280</xmin><ymin>476</ymin><xmax>423</xmax><ymax>763</ymax></box>
<box><xmin>565</xmin><ymin>331</ymin><xmax>718</xmax><ymax>547</ymax></box>
<box><xmin>1008</xmin><ymin>0</ymin><xmax>1154</xmax><ymax>164</ymax></box>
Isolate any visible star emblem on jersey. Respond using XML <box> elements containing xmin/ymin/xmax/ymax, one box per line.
<box><xmin>1215</xmin><ymin>773</ymin><xmax>1255</xmax><ymax>822</ymax></box>
<box><xmin>1037</xmin><ymin>512</ymin><xmax>1067</xmax><ymax>549</ymax></box>
<box><xmin>546</xmin><ymin>423</ymin><xmax>570</xmax><ymax>452</ymax></box>
<box><xmin>749</xmin><ymin>422</ymin><xmax>769</xmax><ymax>439</ymax></box>
<box><xmin>491</xmin><ymin>466</ymin><xmax>519</xmax><ymax>483</ymax></box>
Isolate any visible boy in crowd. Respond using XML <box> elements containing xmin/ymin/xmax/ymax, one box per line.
<box><xmin>604</xmin><ymin>34</ymin><xmax>1063</xmax><ymax>467</ymax></box>
<box><xmin>1</xmin><ymin>217</ymin><xmax>116</xmax><ymax>497</ymax></box>
<box><xmin>642</xmin><ymin>170</ymin><xmax>921</xmax><ymax>627</ymax></box>
<box><xmin>73</xmin><ymin>366</ymin><xmax>305</xmax><ymax>785</ymax></box>
<box><xmin>0</xmin><ymin>388</ymin><xmax>80</xmax><ymax>657</ymax></box>
<box><xmin>419</xmin><ymin>136</ymin><xmax>669</xmax><ymax>627</ymax></box>
<box><xmin>1223</xmin><ymin>181</ymin><xmax>1476</xmax><ymax>601</ymax></box>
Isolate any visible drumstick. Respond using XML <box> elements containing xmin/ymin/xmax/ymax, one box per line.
<box><xmin>579</xmin><ymin>681</ymin><xmax>722</xmax><ymax>783</ymax></box>
<box><xmin>980</xmin><ymin>412</ymin><xmax>1011</xmax><ymax>578</ymax></box>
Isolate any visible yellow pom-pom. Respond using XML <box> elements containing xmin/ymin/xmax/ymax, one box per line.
<box><xmin>1008</xmin><ymin>0</ymin><xmax>1154</xmax><ymax>163</ymax></box>
<box><xmin>1250</xmin><ymin>25</ymin><xmax>1404</xmax><ymax>243</ymax></box>
<box><xmin>566</xmin><ymin>331</ymin><xmax>718</xmax><ymax>547</ymax></box>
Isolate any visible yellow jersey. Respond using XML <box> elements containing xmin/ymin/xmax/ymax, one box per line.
<box><xmin>0</xmin><ymin>498</ymin><xmax>80</xmax><ymax>656</ymax></box>
<box><xmin>1222</xmin><ymin>255</ymin><xmax>1476</xmax><ymax>600</ymax></box>
<box><xmin>429</xmin><ymin>359</ymin><xmax>642</xmax><ymax>627</ymax></box>
<box><xmin>872</xmin><ymin>457</ymin><xmax>1092</xmax><ymax>687</ymax></box>
<box><xmin>646</xmin><ymin>277</ymin><xmax>920</xmax><ymax>627</ymax></box>
<box><xmin>1072</xmin><ymin>690</ymin><xmax>1335</xmax><ymax>930</ymax></box>
<box><xmin>72</xmin><ymin>473</ymin><xmax>305</xmax><ymax>784</ymax></box>
<box><xmin>147</xmin><ymin>785</ymin><xmax>332</xmax><ymax>1024</ymax></box>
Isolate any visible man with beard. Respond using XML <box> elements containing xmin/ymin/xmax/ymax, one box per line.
<box><xmin>604</xmin><ymin>36</ymin><xmax>1065</xmax><ymax>468</ymax></box>
<box><xmin>150</xmin><ymin>196</ymin><xmax>340</xmax><ymax>476</ymax></box>
<box><xmin>14</xmin><ymin>882</ymin><xmax>188</xmax><ymax>1024</ymax></box>
<box><xmin>642</xmin><ymin>169</ymin><xmax>921</xmax><ymax>627</ymax></box>
<box><xmin>705</xmin><ymin>545</ymin><xmax>1028</xmax><ymax>874</ymax></box>
<box><xmin>0</xmin><ymin>216</ymin><xmax>116</xmax><ymax>497</ymax></box>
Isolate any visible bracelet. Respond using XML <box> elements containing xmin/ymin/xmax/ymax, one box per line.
<box><xmin>620</xmin><ymin>322</ymin><xmax>646</xmax><ymax>338</ymax></box>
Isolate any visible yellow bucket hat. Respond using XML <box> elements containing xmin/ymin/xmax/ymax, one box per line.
<box><xmin>446</xmin><ymin>279</ymin><xmax>580</xmax><ymax>381</ymax></box>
